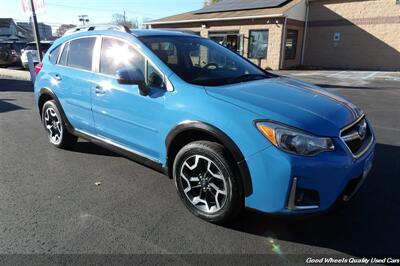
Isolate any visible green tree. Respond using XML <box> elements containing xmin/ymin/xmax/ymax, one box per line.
<box><xmin>111</xmin><ymin>13</ymin><xmax>139</xmax><ymax>29</ymax></box>
<box><xmin>204</xmin><ymin>0</ymin><xmax>221</xmax><ymax>7</ymax></box>
<box><xmin>55</xmin><ymin>24</ymin><xmax>76</xmax><ymax>36</ymax></box>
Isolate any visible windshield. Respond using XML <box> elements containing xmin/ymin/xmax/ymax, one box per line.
<box><xmin>139</xmin><ymin>36</ymin><xmax>275</xmax><ymax>86</ymax></box>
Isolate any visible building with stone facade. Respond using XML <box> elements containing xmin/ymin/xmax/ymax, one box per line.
<box><xmin>145</xmin><ymin>0</ymin><xmax>400</xmax><ymax>70</ymax></box>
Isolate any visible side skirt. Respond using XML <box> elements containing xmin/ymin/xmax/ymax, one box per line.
<box><xmin>72</xmin><ymin>129</ymin><xmax>168</xmax><ymax>175</ymax></box>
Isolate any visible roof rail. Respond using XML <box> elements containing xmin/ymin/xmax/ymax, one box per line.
<box><xmin>63</xmin><ymin>24</ymin><xmax>131</xmax><ymax>36</ymax></box>
<box><xmin>161</xmin><ymin>28</ymin><xmax>199</xmax><ymax>35</ymax></box>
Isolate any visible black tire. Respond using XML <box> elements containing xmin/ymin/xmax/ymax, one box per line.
<box><xmin>42</xmin><ymin>100</ymin><xmax>77</xmax><ymax>149</ymax></box>
<box><xmin>173</xmin><ymin>141</ymin><xmax>244</xmax><ymax>223</ymax></box>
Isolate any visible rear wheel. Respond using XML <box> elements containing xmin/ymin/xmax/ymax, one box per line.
<box><xmin>173</xmin><ymin>141</ymin><xmax>243</xmax><ymax>223</ymax></box>
<box><xmin>42</xmin><ymin>100</ymin><xmax>77</xmax><ymax>148</ymax></box>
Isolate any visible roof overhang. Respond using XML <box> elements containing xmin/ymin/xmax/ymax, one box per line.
<box><xmin>144</xmin><ymin>13</ymin><xmax>284</xmax><ymax>25</ymax></box>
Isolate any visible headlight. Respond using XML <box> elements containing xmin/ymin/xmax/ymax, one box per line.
<box><xmin>256</xmin><ymin>121</ymin><xmax>334</xmax><ymax>156</ymax></box>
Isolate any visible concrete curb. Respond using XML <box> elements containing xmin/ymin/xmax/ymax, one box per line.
<box><xmin>0</xmin><ymin>69</ymin><xmax>32</xmax><ymax>82</ymax></box>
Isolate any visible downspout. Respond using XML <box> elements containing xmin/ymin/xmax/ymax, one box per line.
<box><xmin>300</xmin><ymin>0</ymin><xmax>310</xmax><ymax>66</ymax></box>
<box><xmin>279</xmin><ymin>16</ymin><xmax>288</xmax><ymax>70</ymax></box>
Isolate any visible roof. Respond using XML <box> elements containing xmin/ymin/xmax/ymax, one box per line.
<box><xmin>0</xmin><ymin>18</ymin><xmax>15</xmax><ymax>28</ymax></box>
<box><xmin>195</xmin><ymin>0</ymin><xmax>289</xmax><ymax>14</ymax></box>
<box><xmin>145</xmin><ymin>0</ymin><xmax>300</xmax><ymax>25</ymax></box>
<box><xmin>16</xmin><ymin>22</ymin><xmax>31</xmax><ymax>31</ymax></box>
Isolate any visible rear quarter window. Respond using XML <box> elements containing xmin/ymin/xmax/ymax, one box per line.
<box><xmin>49</xmin><ymin>45</ymin><xmax>61</xmax><ymax>64</ymax></box>
<box><xmin>58</xmin><ymin>42</ymin><xmax>69</xmax><ymax>66</ymax></box>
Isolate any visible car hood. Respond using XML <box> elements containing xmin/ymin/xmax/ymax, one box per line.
<box><xmin>205</xmin><ymin>77</ymin><xmax>363</xmax><ymax>137</ymax></box>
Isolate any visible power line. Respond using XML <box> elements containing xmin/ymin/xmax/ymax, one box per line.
<box><xmin>45</xmin><ymin>3</ymin><xmax>162</xmax><ymax>17</ymax></box>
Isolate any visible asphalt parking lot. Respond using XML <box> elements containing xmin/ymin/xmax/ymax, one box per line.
<box><xmin>0</xmin><ymin>71</ymin><xmax>399</xmax><ymax>263</ymax></box>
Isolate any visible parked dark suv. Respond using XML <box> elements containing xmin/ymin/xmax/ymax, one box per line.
<box><xmin>0</xmin><ymin>41</ymin><xmax>26</xmax><ymax>67</ymax></box>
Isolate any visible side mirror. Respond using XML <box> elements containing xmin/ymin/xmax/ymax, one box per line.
<box><xmin>116</xmin><ymin>68</ymin><xmax>150</xmax><ymax>96</ymax></box>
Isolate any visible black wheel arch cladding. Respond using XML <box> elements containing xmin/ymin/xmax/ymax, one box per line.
<box><xmin>166</xmin><ymin>121</ymin><xmax>253</xmax><ymax>197</ymax></box>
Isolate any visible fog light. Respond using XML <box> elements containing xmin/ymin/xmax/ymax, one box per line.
<box><xmin>287</xmin><ymin>177</ymin><xmax>320</xmax><ymax>210</ymax></box>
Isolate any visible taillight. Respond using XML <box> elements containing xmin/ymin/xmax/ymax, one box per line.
<box><xmin>11</xmin><ymin>49</ymin><xmax>17</xmax><ymax>56</ymax></box>
<box><xmin>34</xmin><ymin>62</ymin><xmax>43</xmax><ymax>74</ymax></box>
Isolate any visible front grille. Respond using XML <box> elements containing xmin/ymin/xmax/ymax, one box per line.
<box><xmin>340</xmin><ymin>116</ymin><xmax>373</xmax><ymax>158</ymax></box>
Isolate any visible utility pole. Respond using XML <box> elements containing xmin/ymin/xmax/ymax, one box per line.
<box><xmin>29</xmin><ymin>0</ymin><xmax>42</xmax><ymax>62</ymax></box>
<box><xmin>123</xmin><ymin>10</ymin><xmax>126</xmax><ymax>25</ymax></box>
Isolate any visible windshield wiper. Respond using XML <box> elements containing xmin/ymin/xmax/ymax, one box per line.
<box><xmin>231</xmin><ymin>74</ymin><xmax>269</xmax><ymax>83</ymax></box>
<box><xmin>191</xmin><ymin>74</ymin><xmax>270</xmax><ymax>86</ymax></box>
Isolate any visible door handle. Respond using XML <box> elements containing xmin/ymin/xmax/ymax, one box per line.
<box><xmin>95</xmin><ymin>85</ymin><xmax>105</xmax><ymax>95</ymax></box>
<box><xmin>53</xmin><ymin>74</ymin><xmax>62</xmax><ymax>81</ymax></box>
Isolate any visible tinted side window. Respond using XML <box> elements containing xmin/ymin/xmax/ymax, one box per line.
<box><xmin>100</xmin><ymin>37</ymin><xmax>144</xmax><ymax>76</ymax></box>
<box><xmin>67</xmin><ymin>38</ymin><xmax>96</xmax><ymax>70</ymax></box>
<box><xmin>58</xmin><ymin>42</ymin><xmax>69</xmax><ymax>66</ymax></box>
<box><xmin>49</xmin><ymin>45</ymin><xmax>61</xmax><ymax>64</ymax></box>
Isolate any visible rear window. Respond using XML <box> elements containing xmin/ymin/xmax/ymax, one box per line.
<box><xmin>41</xmin><ymin>43</ymin><xmax>51</xmax><ymax>52</ymax></box>
<box><xmin>14</xmin><ymin>43</ymin><xmax>26</xmax><ymax>51</ymax></box>
<box><xmin>24</xmin><ymin>43</ymin><xmax>37</xmax><ymax>50</ymax></box>
<box><xmin>23</xmin><ymin>43</ymin><xmax>52</xmax><ymax>51</ymax></box>
<box><xmin>67</xmin><ymin>38</ymin><xmax>96</xmax><ymax>70</ymax></box>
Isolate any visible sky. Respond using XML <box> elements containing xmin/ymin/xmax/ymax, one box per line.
<box><xmin>1</xmin><ymin>0</ymin><xmax>204</xmax><ymax>31</ymax></box>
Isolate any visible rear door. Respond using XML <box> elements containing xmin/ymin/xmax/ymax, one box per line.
<box><xmin>53</xmin><ymin>36</ymin><xmax>97</xmax><ymax>133</ymax></box>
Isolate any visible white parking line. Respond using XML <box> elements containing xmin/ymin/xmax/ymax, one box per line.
<box><xmin>362</xmin><ymin>71</ymin><xmax>378</xmax><ymax>80</ymax></box>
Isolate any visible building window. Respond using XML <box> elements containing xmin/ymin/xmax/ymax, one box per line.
<box><xmin>248</xmin><ymin>30</ymin><xmax>268</xmax><ymax>59</ymax></box>
<box><xmin>285</xmin><ymin>29</ymin><xmax>298</xmax><ymax>60</ymax></box>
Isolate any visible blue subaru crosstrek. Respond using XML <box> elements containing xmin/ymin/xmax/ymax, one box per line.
<box><xmin>34</xmin><ymin>27</ymin><xmax>375</xmax><ymax>223</ymax></box>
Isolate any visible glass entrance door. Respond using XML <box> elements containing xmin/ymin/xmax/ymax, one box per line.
<box><xmin>209</xmin><ymin>31</ymin><xmax>242</xmax><ymax>55</ymax></box>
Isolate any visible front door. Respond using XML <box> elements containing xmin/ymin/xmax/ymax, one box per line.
<box><xmin>91</xmin><ymin>37</ymin><xmax>166</xmax><ymax>161</ymax></box>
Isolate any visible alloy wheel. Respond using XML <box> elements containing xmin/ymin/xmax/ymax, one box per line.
<box><xmin>179</xmin><ymin>155</ymin><xmax>228</xmax><ymax>213</ymax></box>
<box><xmin>44</xmin><ymin>107</ymin><xmax>63</xmax><ymax>145</ymax></box>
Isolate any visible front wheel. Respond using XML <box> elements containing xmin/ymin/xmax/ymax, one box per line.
<box><xmin>173</xmin><ymin>141</ymin><xmax>243</xmax><ymax>223</ymax></box>
<box><xmin>42</xmin><ymin>100</ymin><xmax>77</xmax><ymax>148</ymax></box>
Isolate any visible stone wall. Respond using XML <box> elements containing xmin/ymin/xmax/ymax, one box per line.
<box><xmin>304</xmin><ymin>0</ymin><xmax>400</xmax><ymax>70</ymax></box>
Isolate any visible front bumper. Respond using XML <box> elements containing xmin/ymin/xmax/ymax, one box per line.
<box><xmin>244</xmin><ymin>133</ymin><xmax>375</xmax><ymax>214</ymax></box>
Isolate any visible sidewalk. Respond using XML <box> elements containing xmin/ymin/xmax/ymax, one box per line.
<box><xmin>0</xmin><ymin>68</ymin><xmax>31</xmax><ymax>81</ymax></box>
<box><xmin>273</xmin><ymin>70</ymin><xmax>400</xmax><ymax>89</ymax></box>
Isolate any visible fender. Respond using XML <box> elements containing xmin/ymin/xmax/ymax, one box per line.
<box><xmin>166</xmin><ymin>121</ymin><xmax>253</xmax><ymax>196</ymax></box>
<box><xmin>39</xmin><ymin>87</ymin><xmax>74</xmax><ymax>134</ymax></box>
